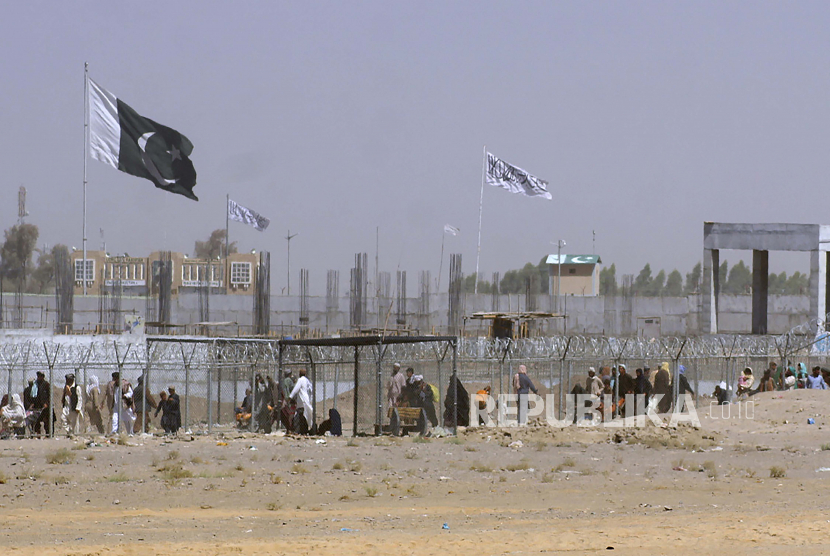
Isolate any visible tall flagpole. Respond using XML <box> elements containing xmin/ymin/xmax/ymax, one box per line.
<box><xmin>225</xmin><ymin>194</ymin><xmax>230</xmax><ymax>293</ymax></box>
<box><xmin>474</xmin><ymin>146</ymin><xmax>486</xmax><ymax>294</ymax></box>
<box><xmin>83</xmin><ymin>62</ymin><xmax>89</xmax><ymax>296</ymax></box>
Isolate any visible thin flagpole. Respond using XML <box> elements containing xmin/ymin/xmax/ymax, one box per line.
<box><xmin>474</xmin><ymin>146</ymin><xmax>486</xmax><ymax>294</ymax></box>
<box><xmin>83</xmin><ymin>62</ymin><xmax>89</xmax><ymax>296</ymax></box>
<box><xmin>225</xmin><ymin>194</ymin><xmax>230</xmax><ymax>292</ymax></box>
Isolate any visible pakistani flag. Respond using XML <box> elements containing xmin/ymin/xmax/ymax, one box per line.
<box><xmin>88</xmin><ymin>79</ymin><xmax>198</xmax><ymax>201</ymax></box>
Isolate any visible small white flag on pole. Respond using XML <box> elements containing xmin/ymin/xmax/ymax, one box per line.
<box><xmin>485</xmin><ymin>151</ymin><xmax>552</xmax><ymax>200</ymax></box>
<box><xmin>228</xmin><ymin>199</ymin><xmax>270</xmax><ymax>231</ymax></box>
<box><xmin>444</xmin><ymin>224</ymin><xmax>459</xmax><ymax>236</ymax></box>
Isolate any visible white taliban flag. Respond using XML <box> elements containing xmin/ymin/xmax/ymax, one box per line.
<box><xmin>228</xmin><ymin>199</ymin><xmax>270</xmax><ymax>231</ymax></box>
<box><xmin>444</xmin><ymin>224</ymin><xmax>459</xmax><ymax>236</ymax></box>
<box><xmin>485</xmin><ymin>152</ymin><xmax>552</xmax><ymax>200</ymax></box>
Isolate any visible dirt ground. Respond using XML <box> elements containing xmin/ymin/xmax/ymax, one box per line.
<box><xmin>2</xmin><ymin>390</ymin><xmax>830</xmax><ymax>555</ymax></box>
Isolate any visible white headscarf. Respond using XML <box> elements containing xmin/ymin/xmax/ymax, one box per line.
<box><xmin>1</xmin><ymin>393</ymin><xmax>26</xmax><ymax>426</ymax></box>
<box><xmin>87</xmin><ymin>374</ymin><xmax>99</xmax><ymax>396</ymax></box>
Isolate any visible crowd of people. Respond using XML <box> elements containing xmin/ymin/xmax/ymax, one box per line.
<box><xmin>386</xmin><ymin>363</ymin><xmax>443</xmax><ymax>427</ymax></box>
<box><xmin>5</xmin><ymin>359</ymin><xmax>830</xmax><ymax>439</ymax></box>
<box><xmin>234</xmin><ymin>368</ymin><xmax>342</xmax><ymax>437</ymax></box>
<box><xmin>0</xmin><ymin>371</ymin><xmax>181</xmax><ymax>438</ymax></box>
<box><xmin>735</xmin><ymin>361</ymin><xmax>827</xmax><ymax>400</ymax></box>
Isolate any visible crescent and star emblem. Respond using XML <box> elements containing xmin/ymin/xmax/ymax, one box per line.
<box><xmin>138</xmin><ymin>132</ymin><xmax>177</xmax><ymax>185</ymax></box>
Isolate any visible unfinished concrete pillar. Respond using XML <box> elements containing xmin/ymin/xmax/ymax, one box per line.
<box><xmin>826</xmin><ymin>252</ymin><xmax>830</xmax><ymax>323</ymax></box>
<box><xmin>810</xmin><ymin>250</ymin><xmax>827</xmax><ymax>329</ymax></box>
<box><xmin>702</xmin><ymin>248</ymin><xmax>719</xmax><ymax>334</ymax></box>
<box><xmin>751</xmin><ymin>250</ymin><xmax>768</xmax><ymax>335</ymax></box>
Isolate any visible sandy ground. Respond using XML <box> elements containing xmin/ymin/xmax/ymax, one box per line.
<box><xmin>2</xmin><ymin>390</ymin><xmax>830</xmax><ymax>555</ymax></box>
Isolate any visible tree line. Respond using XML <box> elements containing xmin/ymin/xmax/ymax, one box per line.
<box><xmin>460</xmin><ymin>259</ymin><xmax>809</xmax><ymax>297</ymax></box>
<box><xmin>599</xmin><ymin>260</ymin><xmax>808</xmax><ymax>297</ymax></box>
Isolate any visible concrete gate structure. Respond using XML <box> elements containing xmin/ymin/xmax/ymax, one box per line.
<box><xmin>702</xmin><ymin>222</ymin><xmax>830</xmax><ymax>335</ymax></box>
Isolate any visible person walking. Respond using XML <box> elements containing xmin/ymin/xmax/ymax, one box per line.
<box><xmin>290</xmin><ymin>369</ymin><xmax>314</xmax><ymax>434</ymax></box>
<box><xmin>85</xmin><ymin>375</ymin><xmax>104</xmax><ymax>434</ymax></box>
<box><xmin>32</xmin><ymin>371</ymin><xmax>52</xmax><ymax>437</ymax></box>
<box><xmin>60</xmin><ymin>373</ymin><xmax>83</xmax><ymax>437</ymax></box>
<box><xmin>132</xmin><ymin>374</ymin><xmax>157</xmax><ymax>434</ymax></box>
<box><xmin>167</xmin><ymin>387</ymin><xmax>182</xmax><ymax>432</ymax></box>
<box><xmin>155</xmin><ymin>391</ymin><xmax>176</xmax><ymax>434</ymax></box>
<box><xmin>514</xmin><ymin>365</ymin><xmax>538</xmax><ymax>426</ymax></box>
<box><xmin>387</xmin><ymin>363</ymin><xmax>406</xmax><ymax>408</ymax></box>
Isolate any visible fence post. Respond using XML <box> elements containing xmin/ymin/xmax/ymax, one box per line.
<box><xmin>207</xmin><ymin>363</ymin><xmax>212</xmax><ymax>434</ymax></box>
<box><xmin>178</xmin><ymin>344</ymin><xmax>192</xmax><ymax>434</ymax></box>
<box><xmin>277</xmin><ymin>343</ymin><xmax>285</xmax><ymax>430</ymax></box>
<box><xmin>43</xmin><ymin>342</ymin><xmax>61</xmax><ymax>438</ymax></box>
<box><xmin>375</xmin><ymin>340</ymin><xmax>385</xmax><ymax>436</ymax></box>
<box><xmin>353</xmin><ymin>346</ymin><xmax>359</xmax><ymax>437</ymax></box>
<box><xmin>333</xmin><ymin>361</ymin><xmax>339</xmax><ymax>412</ymax></box>
<box><xmin>113</xmin><ymin>342</ymin><xmax>130</xmax><ymax>437</ymax></box>
<box><xmin>217</xmin><ymin>365</ymin><xmax>222</xmax><ymax>426</ymax></box>
<box><xmin>249</xmin><ymin>364</ymin><xmax>256</xmax><ymax>433</ymax></box>
<box><xmin>309</xmin><ymin>348</ymin><xmax>317</xmax><ymax>431</ymax></box>
<box><xmin>558</xmin><ymin>337</ymin><xmax>571</xmax><ymax>421</ymax></box>
<box><xmin>452</xmin><ymin>337</ymin><xmax>458</xmax><ymax>433</ymax></box>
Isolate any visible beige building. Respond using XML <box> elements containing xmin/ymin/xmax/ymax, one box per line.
<box><xmin>546</xmin><ymin>254</ymin><xmax>602</xmax><ymax>296</ymax></box>
<box><xmin>70</xmin><ymin>250</ymin><xmax>258</xmax><ymax>296</ymax></box>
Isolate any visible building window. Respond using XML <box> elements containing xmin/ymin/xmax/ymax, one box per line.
<box><xmin>569</xmin><ymin>268</ymin><xmax>576</xmax><ymax>274</ymax></box>
<box><xmin>74</xmin><ymin>259</ymin><xmax>94</xmax><ymax>282</ymax></box>
<box><xmin>230</xmin><ymin>262</ymin><xmax>252</xmax><ymax>285</ymax></box>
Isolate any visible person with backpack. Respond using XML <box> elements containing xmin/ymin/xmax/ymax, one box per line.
<box><xmin>414</xmin><ymin>375</ymin><xmax>438</xmax><ymax>428</ymax></box>
<box><xmin>61</xmin><ymin>373</ymin><xmax>84</xmax><ymax>437</ymax></box>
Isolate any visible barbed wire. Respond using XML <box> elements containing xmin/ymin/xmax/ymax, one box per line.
<box><xmin>0</xmin><ymin>327</ymin><xmax>825</xmax><ymax>374</ymax></box>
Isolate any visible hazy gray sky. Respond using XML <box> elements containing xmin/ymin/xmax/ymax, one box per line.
<box><xmin>2</xmin><ymin>1</ymin><xmax>827</xmax><ymax>292</ymax></box>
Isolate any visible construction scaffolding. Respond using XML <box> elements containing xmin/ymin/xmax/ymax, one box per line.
<box><xmin>253</xmin><ymin>251</ymin><xmax>271</xmax><ymax>336</ymax></box>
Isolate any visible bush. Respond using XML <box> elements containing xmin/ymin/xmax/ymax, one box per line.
<box><xmin>505</xmin><ymin>460</ymin><xmax>530</xmax><ymax>472</ymax></box>
<box><xmin>769</xmin><ymin>466</ymin><xmax>786</xmax><ymax>479</ymax></box>
<box><xmin>702</xmin><ymin>461</ymin><xmax>718</xmax><ymax>479</ymax></box>
<box><xmin>46</xmin><ymin>449</ymin><xmax>75</xmax><ymax>465</ymax></box>
<box><xmin>158</xmin><ymin>463</ymin><xmax>193</xmax><ymax>481</ymax></box>
<box><xmin>470</xmin><ymin>463</ymin><xmax>492</xmax><ymax>473</ymax></box>
<box><xmin>291</xmin><ymin>463</ymin><xmax>309</xmax><ymax>474</ymax></box>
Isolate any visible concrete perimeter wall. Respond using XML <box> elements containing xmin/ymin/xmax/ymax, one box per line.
<box><xmin>2</xmin><ymin>292</ymin><xmax>812</xmax><ymax>337</ymax></box>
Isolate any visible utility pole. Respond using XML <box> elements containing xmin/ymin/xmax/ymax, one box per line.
<box><xmin>555</xmin><ymin>240</ymin><xmax>566</xmax><ymax>313</ymax></box>
<box><xmin>285</xmin><ymin>230</ymin><xmax>298</xmax><ymax>296</ymax></box>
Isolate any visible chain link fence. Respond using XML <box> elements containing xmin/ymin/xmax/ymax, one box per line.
<box><xmin>2</xmin><ymin>330</ymin><xmax>829</xmax><ymax>437</ymax></box>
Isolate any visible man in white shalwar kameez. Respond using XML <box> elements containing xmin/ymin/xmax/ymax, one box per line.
<box><xmin>290</xmin><ymin>368</ymin><xmax>314</xmax><ymax>432</ymax></box>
